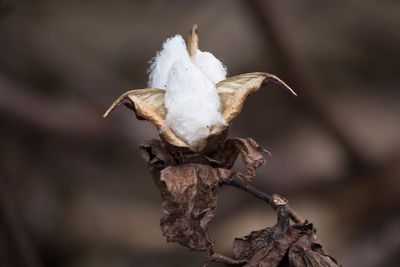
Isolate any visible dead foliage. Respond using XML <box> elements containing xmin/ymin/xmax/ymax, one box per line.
<box><xmin>139</xmin><ymin>137</ymin><xmax>267</xmax><ymax>252</ymax></box>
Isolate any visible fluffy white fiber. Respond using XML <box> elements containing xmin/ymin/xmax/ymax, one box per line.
<box><xmin>192</xmin><ymin>50</ymin><xmax>227</xmax><ymax>85</ymax></box>
<box><xmin>148</xmin><ymin>35</ymin><xmax>227</xmax><ymax>149</ymax></box>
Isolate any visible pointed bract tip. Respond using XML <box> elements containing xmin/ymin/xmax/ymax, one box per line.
<box><xmin>192</xmin><ymin>24</ymin><xmax>198</xmax><ymax>33</ymax></box>
<box><xmin>103</xmin><ymin>109</ymin><xmax>111</xmax><ymax>118</ymax></box>
<box><xmin>289</xmin><ymin>87</ymin><xmax>298</xmax><ymax>97</ymax></box>
<box><xmin>263</xmin><ymin>74</ymin><xmax>298</xmax><ymax>97</ymax></box>
<box><xmin>103</xmin><ymin>99</ymin><xmax>121</xmax><ymax>118</ymax></box>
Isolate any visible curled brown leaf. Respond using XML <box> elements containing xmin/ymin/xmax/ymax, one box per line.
<box><xmin>223</xmin><ymin>137</ymin><xmax>270</xmax><ymax>182</ymax></box>
<box><xmin>288</xmin><ymin>226</ymin><xmax>339</xmax><ymax>267</ymax></box>
<box><xmin>159</xmin><ymin>164</ymin><xmax>232</xmax><ymax>251</ymax></box>
<box><xmin>228</xmin><ymin>222</ymin><xmax>339</xmax><ymax>267</ymax></box>
<box><xmin>138</xmin><ymin>138</ymin><xmax>269</xmax><ymax>252</ymax></box>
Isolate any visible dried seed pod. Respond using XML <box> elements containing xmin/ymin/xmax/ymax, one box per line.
<box><xmin>104</xmin><ymin>25</ymin><xmax>296</xmax><ymax>153</ymax></box>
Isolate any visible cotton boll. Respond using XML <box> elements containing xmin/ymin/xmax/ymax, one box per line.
<box><xmin>148</xmin><ymin>35</ymin><xmax>189</xmax><ymax>89</ymax></box>
<box><xmin>164</xmin><ymin>58</ymin><xmax>226</xmax><ymax>150</ymax></box>
<box><xmin>192</xmin><ymin>50</ymin><xmax>227</xmax><ymax>84</ymax></box>
<box><xmin>148</xmin><ymin>34</ymin><xmax>227</xmax><ymax>150</ymax></box>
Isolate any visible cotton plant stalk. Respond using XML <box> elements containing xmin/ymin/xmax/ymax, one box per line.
<box><xmin>104</xmin><ymin>26</ymin><xmax>339</xmax><ymax>266</ymax></box>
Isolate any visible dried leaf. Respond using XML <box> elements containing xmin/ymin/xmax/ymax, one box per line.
<box><xmin>159</xmin><ymin>164</ymin><xmax>232</xmax><ymax>251</ymax></box>
<box><xmin>139</xmin><ymin>139</ymin><xmax>175</xmax><ymax>168</ymax></box>
<box><xmin>232</xmin><ymin>224</ymin><xmax>300</xmax><ymax>267</ymax></box>
<box><xmin>223</xmin><ymin>137</ymin><xmax>269</xmax><ymax>182</ymax></box>
<box><xmin>229</xmin><ymin>222</ymin><xmax>339</xmax><ymax>267</ymax></box>
<box><xmin>138</xmin><ymin>140</ymin><xmax>236</xmax><ymax>251</ymax></box>
<box><xmin>214</xmin><ymin>72</ymin><xmax>297</xmax><ymax>127</ymax></box>
<box><xmin>138</xmin><ymin>136</ymin><xmax>235</xmax><ymax>171</ymax></box>
<box><xmin>288</xmin><ymin>227</ymin><xmax>339</xmax><ymax>267</ymax></box>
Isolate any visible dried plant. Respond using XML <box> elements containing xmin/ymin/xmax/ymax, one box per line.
<box><xmin>104</xmin><ymin>25</ymin><xmax>339</xmax><ymax>266</ymax></box>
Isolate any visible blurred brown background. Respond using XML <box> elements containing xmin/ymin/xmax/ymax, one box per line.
<box><xmin>1</xmin><ymin>0</ymin><xmax>399</xmax><ymax>266</ymax></box>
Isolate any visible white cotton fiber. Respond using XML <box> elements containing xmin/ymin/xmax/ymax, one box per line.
<box><xmin>147</xmin><ymin>34</ymin><xmax>227</xmax><ymax>150</ymax></box>
<box><xmin>192</xmin><ymin>50</ymin><xmax>227</xmax><ymax>84</ymax></box>
<box><xmin>148</xmin><ymin>35</ymin><xmax>189</xmax><ymax>89</ymax></box>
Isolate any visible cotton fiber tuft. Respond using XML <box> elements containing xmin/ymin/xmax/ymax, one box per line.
<box><xmin>192</xmin><ymin>50</ymin><xmax>227</xmax><ymax>84</ymax></box>
<box><xmin>148</xmin><ymin>35</ymin><xmax>227</xmax><ymax>150</ymax></box>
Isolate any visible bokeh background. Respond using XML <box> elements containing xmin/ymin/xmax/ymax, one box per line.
<box><xmin>1</xmin><ymin>0</ymin><xmax>400</xmax><ymax>266</ymax></box>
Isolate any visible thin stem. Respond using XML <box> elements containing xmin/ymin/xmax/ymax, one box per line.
<box><xmin>224</xmin><ymin>176</ymin><xmax>272</xmax><ymax>203</ymax></box>
<box><xmin>223</xmin><ymin>176</ymin><xmax>304</xmax><ymax>224</ymax></box>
